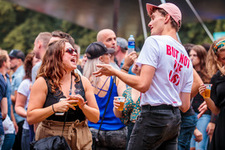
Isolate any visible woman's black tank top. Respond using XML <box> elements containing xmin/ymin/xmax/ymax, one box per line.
<box><xmin>43</xmin><ymin>76</ymin><xmax>86</xmax><ymax>122</ymax></box>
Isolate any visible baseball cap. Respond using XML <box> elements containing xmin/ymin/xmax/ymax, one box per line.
<box><xmin>85</xmin><ymin>42</ymin><xmax>111</xmax><ymax>59</ymax></box>
<box><xmin>9</xmin><ymin>49</ymin><xmax>25</xmax><ymax>61</ymax></box>
<box><xmin>117</xmin><ymin>37</ymin><xmax>128</xmax><ymax>50</ymax></box>
<box><xmin>146</xmin><ymin>3</ymin><xmax>182</xmax><ymax>27</ymax></box>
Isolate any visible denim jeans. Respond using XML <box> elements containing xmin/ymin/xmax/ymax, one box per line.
<box><xmin>127</xmin><ymin>105</ymin><xmax>181</xmax><ymax>150</ymax></box>
<box><xmin>190</xmin><ymin>113</ymin><xmax>211</xmax><ymax>150</ymax></box>
<box><xmin>29</xmin><ymin>125</ymin><xmax>35</xmax><ymax>142</ymax></box>
<box><xmin>13</xmin><ymin>120</ymin><xmax>24</xmax><ymax>150</ymax></box>
<box><xmin>2</xmin><ymin>133</ymin><xmax>16</xmax><ymax>150</ymax></box>
<box><xmin>178</xmin><ymin>114</ymin><xmax>197</xmax><ymax>150</ymax></box>
<box><xmin>21</xmin><ymin>129</ymin><xmax>30</xmax><ymax>150</ymax></box>
<box><xmin>0</xmin><ymin>135</ymin><xmax>5</xmax><ymax>149</ymax></box>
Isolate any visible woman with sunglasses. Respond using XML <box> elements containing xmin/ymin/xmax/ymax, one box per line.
<box><xmin>199</xmin><ymin>37</ymin><xmax>225</xmax><ymax>150</ymax></box>
<box><xmin>27</xmin><ymin>39</ymin><xmax>99</xmax><ymax>150</ymax></box>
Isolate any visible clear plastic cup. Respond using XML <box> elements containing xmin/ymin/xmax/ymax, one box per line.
<box><xmin>55</xmin><ymin>98</ymin><xmax>66</xmax><ymax>116</ymax></box>
<box><xmin>114</xmin><ymin>96</ymin><xmax>126</xmax><ymax>111</ymax></box>
<box><xmin>202</xmin><ymin>84</ymin><xmax>212</xmax><ymax>98</ymax></box>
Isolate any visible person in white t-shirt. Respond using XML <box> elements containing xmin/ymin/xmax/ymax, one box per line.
<box><xmin>15</xmin><ymin>52</ymin><xmax>40</xmax><ymax>150</ymax></box>
<box><xmin>93</xmin><ymin>2</ymin><xmax>193</xmax><ymax>150</ymax></box>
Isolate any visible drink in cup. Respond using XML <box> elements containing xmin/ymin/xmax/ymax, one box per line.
<box><xmin>55</xmin><ymin>98</ymin><xmax>66</xmax><ymax>116</ymax></box>
<box><xmin>114</xmin><ymin>96</ymin><xmax>125</xmax><ymax>111</ymax></box>
<box><xmin>202</xmin><ymin>84</ymin><xmax>211</xmax><ymax>98</ymax></box>
<box><xmin>71</xmin><ymin>88</ymin><xmax>82</xmax><ymax>106</ymax></box>
<box><xmin>71</xmin><ymin>99</ymin><xmax>78</xmax><ymax>106</ymax></box>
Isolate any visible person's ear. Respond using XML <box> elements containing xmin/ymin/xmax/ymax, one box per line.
<box><xmin>2</xmin><ymin>61</ymin><xmax>6</xmax><ymax>67</ymax></box>
<box><xmin>164</xmin><ymin>14</ymin><xmax>170</xmax><ymax>24</ymax></box>
<box><xmin>38</xmin><ymin>40</ymin><xmax>42</xmax><ymax>49</ymax></box>
<box><xmin>18</xmin><ymin>59</ymin><xmax>23</xmax><ymax>65</ymax></box>
<box><xmin>99</xmin><ymin>56</ymin><xmax>103</xmax><ymax>62</ymax></box>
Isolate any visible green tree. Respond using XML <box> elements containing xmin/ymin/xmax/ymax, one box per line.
<box><xmin>1</xmin><ymin>0</ymin><xmax>225</xmax><ymax>54</ymax></box>
<box><xmin>0</xmin><ymin>0</ymin><xmax>97</xmax><ymax>55</ymax></box>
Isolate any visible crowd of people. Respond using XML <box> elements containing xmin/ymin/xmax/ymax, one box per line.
<box><xmin>0</xmin><ymin>2</ymin><xmax>225</xmax><ymax>150</ymax></box>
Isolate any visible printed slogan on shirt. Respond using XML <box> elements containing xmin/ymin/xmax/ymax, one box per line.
<box><xmin>166</xmin><ymin>45</ymin><xmax>190</xmax><ymax>86</ymax></box>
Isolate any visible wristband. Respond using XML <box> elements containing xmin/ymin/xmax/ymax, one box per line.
<box><xmin>121</xmin><ymin>67</ymin><xmax>129</xmax><ymax>72</ymax></box>
<box><xmin>52</xmin><ymin>104</ymin><xmax>56</xmax><ymax>113</ymax></box>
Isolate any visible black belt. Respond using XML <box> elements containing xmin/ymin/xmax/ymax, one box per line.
<box><xmin>142</xmin><ymin>104</ymin><xmax>178</xmax><ymax>110</ymax></box>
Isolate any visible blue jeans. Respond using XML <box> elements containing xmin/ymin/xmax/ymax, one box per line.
<box><xmin>21</xmin><ymin>129</ymin><xmax>30</xmax><ymax>150</ymax></box>
<box><xmin>2</xmin><ymin>133</ymin><xmax>15</xmax><ymax>150</ymax></box>
<box><xmin>178</xmin><ymin>114</ymin><xmax>197</xmax><ymax>150</ymax></box>
<box><xmin>29</xmin><ymin>125</ymin><xmax>35</xmax><ymax>142</ymax></box>
<box><xmin>127</xmin><ymin>105</ymin><xmax>181</xmax><ymax>150</ymax></box>
<box><xmin>0</xmin><ymin>135</ymin><xmax>5</xmax><ymax>149</ymax></box>
<box><xmin>190</xmin><ymin>113</ymin><xmax>211</xmax><ymax>150</ymax></box>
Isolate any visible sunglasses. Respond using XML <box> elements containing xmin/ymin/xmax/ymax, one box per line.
<box><xmin>66</xmin><ymin>48</ymin><xmax>77</xmax><ymax>55</ymax></box>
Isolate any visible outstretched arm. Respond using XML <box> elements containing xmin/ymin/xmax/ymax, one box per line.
<box><xmin>94</xmin><ymin>64</ymin><xmax>155</xmax><ymax>93</ymax></box>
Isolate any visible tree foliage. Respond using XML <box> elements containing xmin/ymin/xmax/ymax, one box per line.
<box><xmin>1</xmin><ymin>0</ymin><xmax>225</xmax><ymax>55</ymax></box>
<box><xmin>0</xmin><ymin>0</ymin><xmax>97</xmax><ymax>55</ymax></box>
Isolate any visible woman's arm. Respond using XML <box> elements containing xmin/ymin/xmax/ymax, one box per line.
<box><xmin>15</xmin><ymin>93</ymin><xmax>27</xmax><ymax>118</ymax></box>
<box><xmin>1</xmin><ymin>97</ymin><xmax>7</xmax><ymax>120</ymax></box>
<box><xmin>76</xmin><ymin>76</ymin><xmax>99</xmax><ymax>123</ymax></box>
<box><xmin>27</xmin><ymin>77</ymin><xmax>75</xmax><ymax>125</ymax></box>
<box><xmin>11</xmin><ymin>104</ymin><xmax>18</xmax><ymax>133</ymax></box>
<box><xmin>199</xmin><ymin>84</ymin><xmax>220</xmax><ymax>115</ymax></box>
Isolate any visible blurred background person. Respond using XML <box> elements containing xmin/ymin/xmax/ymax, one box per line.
<box><xmin>189</xmin><ymin>45</ymin><xmax>212</xmax><ymax>150</ymax></box>
<box><xmin>0</xmin><ymin>49</ymin><xmax>16</xmax><ymax>150</ymax></box>
<box><xmin>9</xmin><ymin>49</ymin><xmax>25</xmax><ymax>150</ymax></box>
<box><xmin>32</xmin><ymin>32</ymin><xmax>52</xmax><ymax>84</ymax></box>
<box><xmin>77</xmin><ymin>53</ymin><xmax>87</xmax><ymax>74</ymax></box>
<box><xmin>178</xmin><ymin>44</ymin><xmax>202</xmax><ymax>150</ymax></box>
<box><xmin>15</xmin><ymin>52</ymin><xmax>40</xmax><ymax>150</ymax></box>
<box><xmin>115</xmin><ymin>37</ymin><xmax>128</xmax><ymax>67</ymax></box>
<box><xmin>0</xmin><ymin>49</ymin><xmax>10</xmax><ymax>149</ymax></box>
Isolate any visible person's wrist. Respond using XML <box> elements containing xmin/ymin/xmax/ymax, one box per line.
<box><xmin>80</xmin><ymin>103</ymin><xmax>87</xmax><ymax>110</ymax></box>
<box><xmin>52</xmin><ymin>104</ymin><xmax>56</xmax><ymax>113</ymax></box>
<box><xmin>121</xmin><ymin>66</ymin><xmax>129</xmax><ymax>72</ymax></box>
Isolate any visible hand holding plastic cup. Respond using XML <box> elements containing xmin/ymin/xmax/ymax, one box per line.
<box><xmin>202</xmin><ymin>84</ymin><xmax>212</xmax><ymax>98</ymax></box>
<box><xmin>114</xmin><ymin>96</ymin><xmax>126</xmax><ymax>111</ymax></box>
<box><xmin>69</xmin><ymin>88</ymin><xmax>82</xmax><ymax>106</ymax></box>
<box><xmin>55</xmin><ymin>98</ymin><xmax>67</xmax><ymax>116</ymax></box>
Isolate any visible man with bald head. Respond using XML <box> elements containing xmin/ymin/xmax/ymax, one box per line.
<box><xmin>97</xmin><ymin>29</ymin><xmax>120</xmax><ymax>70</ymax></box>
<box><xmin>97</xmin><ymin>29</ymin><xmax>117</xmax><ymax>49</ymax></box>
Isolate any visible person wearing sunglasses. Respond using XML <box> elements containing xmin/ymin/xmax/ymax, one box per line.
<box><xmin>27</xmin><ymin>39</ymin><xmax>99</xmax><ymax>150</ymax></box>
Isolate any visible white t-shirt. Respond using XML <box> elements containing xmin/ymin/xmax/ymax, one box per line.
<box><xmin>17</xmin><ymin>79</ymin><xmax>32</xmax><ymax>129</ymax></box>
<box><xmin>137</xmin><ymin>35</ymin><xmax>193</xmax><ymax>107</ymax></box>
